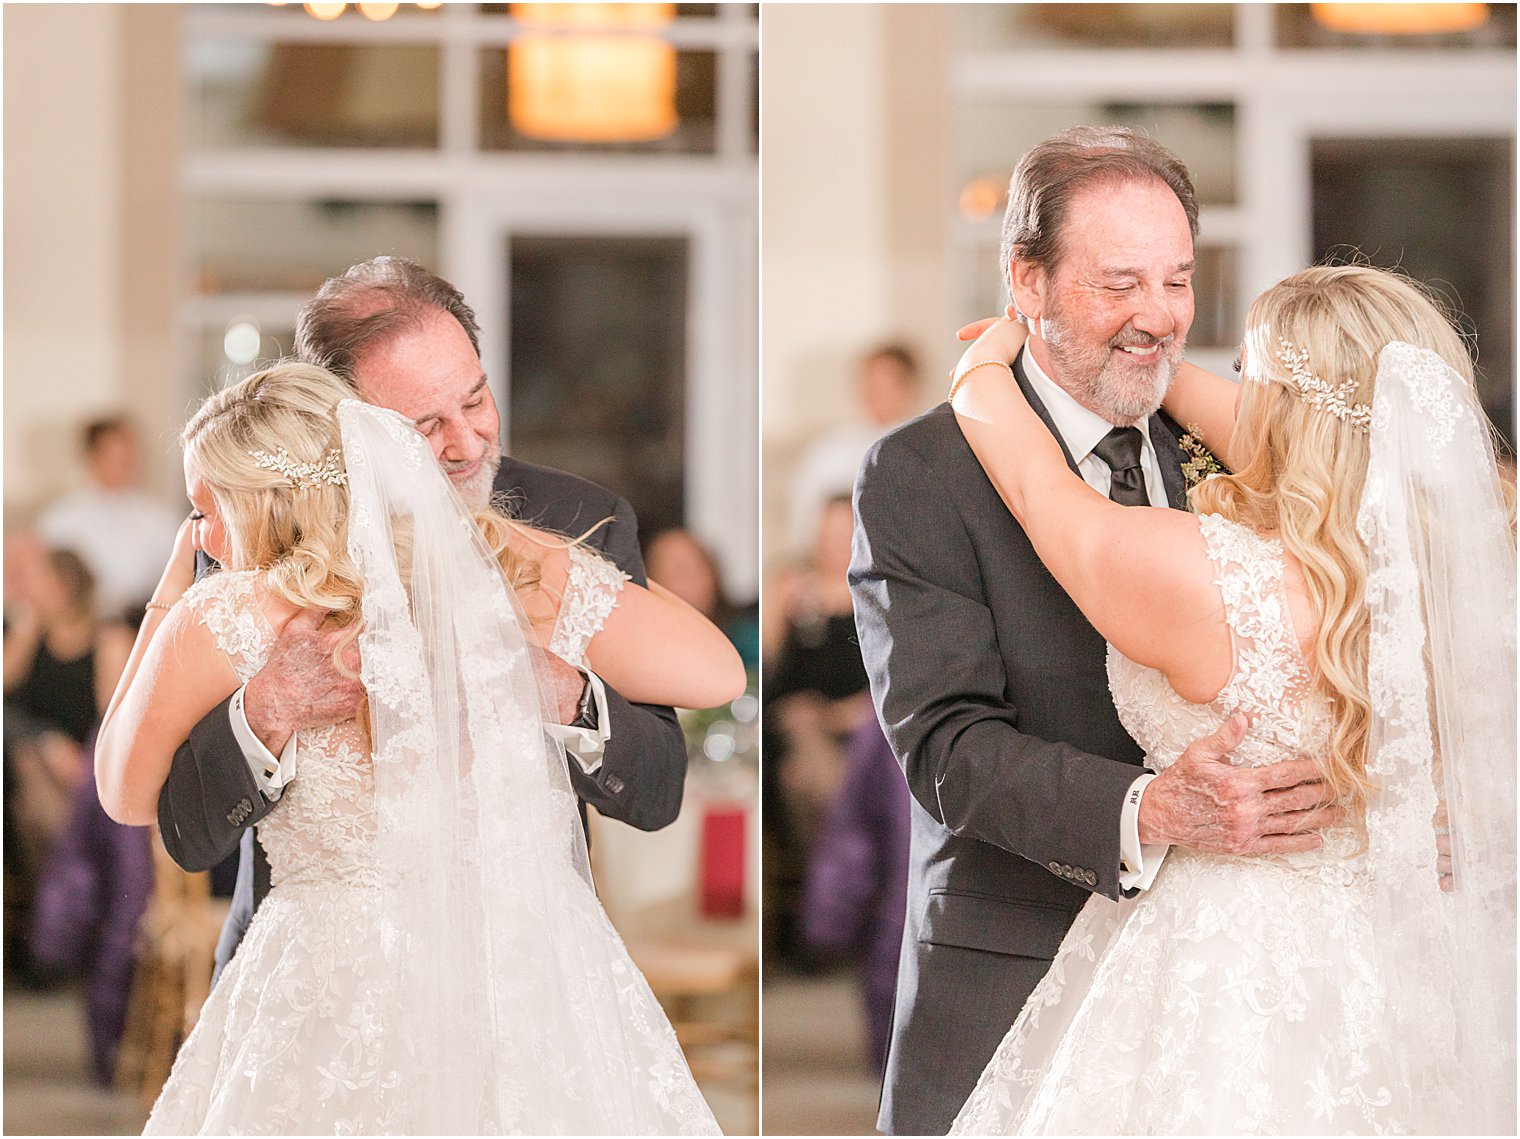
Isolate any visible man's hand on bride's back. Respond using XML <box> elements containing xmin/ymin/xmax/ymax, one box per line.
<box><xmin>1137</xmin><ymin>713</ymin><xmax>1347</xmax><ymax>855</ymax></box>
<box><xmin>243</xmin><ymin>609</ymin><xmax>365</xmax><ymax>754</ymax></box>
<box><xmin>528</xmin><ymin>644</ymin><xmax>587</xmax><ymax>726</ymax></box>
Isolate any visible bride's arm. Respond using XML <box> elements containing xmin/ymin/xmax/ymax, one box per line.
<box><xmin>514</xmin><ymin>530</ymin><xmax>746</xmax><ymax>711</ymax></box>
<box><xmin>950</xmin><ymin>320</ymin><xmax>1230</xmax><ymax>699</ymax></box>
<box><xmin>1161</xmin><ymin>358</ymin><xmax>1240</xmax><ymax>467</ymax></box>
<box><xmin>586</xmin><ymin>578</ymin><xmax>747</xmax><ymax>709</ymax></box>
<box><xmin>96</xmin><ymin>520</ymin><xmax>243</xmax><ymax>825</ymax></box>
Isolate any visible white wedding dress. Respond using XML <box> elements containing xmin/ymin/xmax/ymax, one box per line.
<box><xmin>952</xmin><ymin>514</ymin><xmax>1437</xmax><ymax>1136</ymax></box>
<box><xmin>144</xmin><ymin>547</ymin><xmax>719</xmax><ymax>1135</ymax></box>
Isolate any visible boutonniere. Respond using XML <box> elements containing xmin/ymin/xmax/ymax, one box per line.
<box><xmin>1179</xmin><ymin>424</ymin><xmax>1225</xmax><ymax>489</ymax></box>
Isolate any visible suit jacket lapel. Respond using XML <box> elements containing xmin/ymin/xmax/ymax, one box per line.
<box><xmin>1148</xmin><ymin>412</ymin><xmax>1189</xmax><ymax>511</ymax></box>
<box><xmin>1011</xmin><ymin>348</ymin><xmax>1082</xmax><ymax>477</ymax></box>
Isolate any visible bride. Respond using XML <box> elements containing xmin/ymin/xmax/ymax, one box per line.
<box><xmin>946</xmin><ymin>264</ymin><xmax>1514</xmax><ymax>1134</ymax></box>
<box><xmin>94</xmin><ymin>362</ymin><xmax>745</xmax><ymax>1134</ymax></box>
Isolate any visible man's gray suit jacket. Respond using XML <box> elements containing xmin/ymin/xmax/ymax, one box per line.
<box><xmin>849</xmin><ymin>351</ymin><xmax>1187</xmax><ymax>1135</ymax></box>
<box><xmin>156</xmin><ymin>457</ymin><xmax>688</xmax><ymax>980</ymax></box>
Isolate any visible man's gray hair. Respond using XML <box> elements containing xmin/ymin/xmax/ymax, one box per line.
<box><xmin>294</xmin><ymin>256</ymin><xmax>483</xmax><ymax>387</ymax></box>
<box><xmin>1000</xmin><ymin>126</ymin><xmax>1200</xmax><ymax>301</ymax></box>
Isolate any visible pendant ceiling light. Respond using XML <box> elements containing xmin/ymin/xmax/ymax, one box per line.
<box><xmin>509</xmin><ymin>3</ymin><xmax>678</xmax><ymax>143</ymax></box>
<box><xmin>1310</xmin><ymin>4</ymin><xmax>1489</xmax><ymax>35</ymax></box>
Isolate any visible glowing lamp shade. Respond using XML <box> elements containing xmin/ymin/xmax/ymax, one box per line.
<box><xmin>1310</xmin><ymin>4</ymin><xmax>1489</xmax><ymax>35</ymax></box>
<box><xmin>509</xmin><ymin>4</ymin><xmax>678</xmax><ymax>143</ymax></box>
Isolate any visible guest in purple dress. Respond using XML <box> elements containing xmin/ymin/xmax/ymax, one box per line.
<box><xmin>800</xmin><ymin>716</ymin><xmax>911</xmax><ymax>1076</ymax></box>
<box><xmin>28</xmin><ymin>731</ymin><xmax>153</xmax><ymax>1086</ymax></box>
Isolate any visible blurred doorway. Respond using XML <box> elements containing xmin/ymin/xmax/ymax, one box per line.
<box><xmin>506</xmin><ymin>235</ymin><xmax>690</xmax><ymax>538</ymax></box>
<box><xmin>1312</xmin><ymin>137</ymin><xmax>1515</xmax><ymax>447</ymax></box>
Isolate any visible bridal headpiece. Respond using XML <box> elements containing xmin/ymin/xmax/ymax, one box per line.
<box><xmin>1266</xmin><ymin>337</ymin><xmax>1373</xmax><ymax>433</ymax></box>
<box><xmin>249</xmin><ymin>446</ymin><xmax>348</xmax><ymax>489</ymax></box>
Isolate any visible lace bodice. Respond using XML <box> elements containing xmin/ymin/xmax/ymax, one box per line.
<box><xmin>1107</xmin><ymin>514</ymin><xmax>1356</xmax><ymax>871</ymax></box>
<box><xmin>181</xmin><ymin>547</ymin><xmax>627</xmax><ymax>894</ymax></box>
<box><xmin>549</xmin><ymin>544</ymin><xmax>629</xmax><ymax>667</ymax></box>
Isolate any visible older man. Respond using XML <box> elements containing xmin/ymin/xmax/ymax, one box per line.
<box><xmin>849</xmin><ymin>127</ymin><xmax>1330</xmax><ymax>1135</ymax></box>
<box><xmin>157</xmin><ymin>258</ymin><xmax>688</xmax><ymax>978</ymax></box>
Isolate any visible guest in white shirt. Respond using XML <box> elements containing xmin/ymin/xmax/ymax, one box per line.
<box><xmin>38</xmin><ymin>417</ymin><xmax>182</xmax><ymax>624</ymax></box>
<box><xmin>787</xmin><ymin>343</ymin><xmax>922</xmax><ymax>557</ymax></box>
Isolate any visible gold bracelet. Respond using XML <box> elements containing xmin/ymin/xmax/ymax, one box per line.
<box><xmin>948</xmin><ymin>358</ymin><xmax>1014</xmax><ymax>402</ymax></box>
<box><xmin>144</xmin><ymin>600</ymin><xmax>173</xmax><ymax>613</ymax></box>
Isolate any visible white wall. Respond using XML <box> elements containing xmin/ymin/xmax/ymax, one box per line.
<box><xmin>760</xmin><ymin>5</ymin><xmax>954</xmax><ymax>572</ymax></box>
<box><xmin>4</xmin><ymin>5</ymin><xmax>126</xmax><ymax>516</ymax></box>
<box><xmin>761</xmin><ymin>4</ymin><xmax>893</xmax><ymax>443</ymax></box>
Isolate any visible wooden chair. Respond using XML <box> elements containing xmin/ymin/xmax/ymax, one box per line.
<box><xmin>114</xmin><ymin>828</ymin><xmax>229</xmax><ymax>1110</ymax></box>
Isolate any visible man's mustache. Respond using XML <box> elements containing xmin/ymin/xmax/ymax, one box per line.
<box><xmin>1108</xmin><ymin>330</ymin><xmax>1176</xmax><ymax>351</ymax></box>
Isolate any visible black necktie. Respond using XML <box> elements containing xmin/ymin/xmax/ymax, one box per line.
<box><xmin>1091</xmin><ymin>426</ymin><xmax>1150</xmax><ymax>506</ymax></box>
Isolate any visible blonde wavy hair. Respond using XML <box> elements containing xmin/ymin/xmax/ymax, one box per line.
<box><xmin>181</xmin><ymin>362</ymin><xmax>541</xmax><ymax>649</ymax></box>
<box><xmin>1191</xmin><ymin>264</ymin><xmax>1482</xmax><ymax>833</ymax></box>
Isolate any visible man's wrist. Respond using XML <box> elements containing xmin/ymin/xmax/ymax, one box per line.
<box><xmin>569</xmin><ymin>670</ymin><xmax>598</xmax><ymax>729</ymax></box>
<box><xmin>242</xmin><ymin>678</ymin><xmax>293</xmax><ymax>755</ymax></box>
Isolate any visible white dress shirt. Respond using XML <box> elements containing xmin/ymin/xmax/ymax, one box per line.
<box><xmin>232</xmin><ymin>670</ymin><xmax>611</xmax><ymax>801</ymax></box>
<box><xmin>1021</xmin><ymin>348</ymin><xmax>1170</xmax><ymax>891</ymax></box>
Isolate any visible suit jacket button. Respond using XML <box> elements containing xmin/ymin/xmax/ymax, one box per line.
<box><xmin>1047</xmin><ymin>861</ymin><xmax>1062</xmax><ymax>874</ymax></box>
<box><xmin>1084</xmin><ymin>870</ymin><xmax>1097</xmax><ymax>886</ymax></box>
<box><xmin>605</xmin><ymin>775</ymin><xmax>625</xmax><ymax>794</ymax></box>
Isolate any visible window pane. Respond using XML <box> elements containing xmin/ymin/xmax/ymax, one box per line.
<box><xmin>955</xmin><ymin>102</ymin><xmax>1236</xmax><ymax>207</ymax></box>
<box><xmin>956</xmin><ymin>4</ymin><xmax>1235</xmax><ymax>51</ymax></box>
<box><xmin>1277</xmin><ymin>4</ymin><xmax>1516</xmax><ymax>49</ymax></box>
<box><xmin>480</xmin><ymin>46</ymin><xmax>718</xmax><ymax>153</ymax></box>
<box><xmin>190</xmin><ymin>38</ymin><xmax>440</xmax><ymax>149</ymax></box>
<box><xmin>1311</xmin><ymin>137</ymin><xmax>1514</xmax><ymax>445</ymax></box>
<box><xmin>508</xmin><ymin>236</ymin><xmax>688</xmax><ymax>536</ymax></box>
<box><xmin>194</xmin><ymin>199</ymin><xmax>439</xmax><ymax>295</ymax></box>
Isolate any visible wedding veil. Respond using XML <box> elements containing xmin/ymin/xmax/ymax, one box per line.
<box><xmin>1355</xmin><ymin>342</ymin><xmax>1516</xmax><ymax>1131</ymax></box>
<box><xmin>336</xmin><ymin>399</ymin><xmax>717</xmax><ymax>1135</ymax></box>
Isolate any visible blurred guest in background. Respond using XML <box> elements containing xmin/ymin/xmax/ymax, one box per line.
<box><xmin>38</xmin><ymin>416</ymin><xmax>183</xmax><ymax>625</ymax></box>
<box><xmin>4</xmin><ymin>541</ymin><xmax>133</xmax><ymax>983</ymax></box>
<box><xmin>800</xmin><ymin>717</ymin><xmax>910</xmax><ymax>1077</ymax></box>
<box><xmin>646</xmin><ymin>527</ymin><xmax>759</xmax><ymax>671</ymax></box>
<box><xmin>27</xmin><ymin>734</ymin><xmax>153</xmax><ymax>1086</ymax></box>
<box><xmin>763</xmin><ymin>493</ymin><xmax>873</xmax><ymax>968</ymax></box>
<box><xmin>786</xmin><ymin>344</ymin><xmax>921</xmax><ymax>557</ymax></box>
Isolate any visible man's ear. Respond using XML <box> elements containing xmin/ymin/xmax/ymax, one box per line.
<box><xmin>1009</xmin><ymin>258</ymin><xmax>1048</xmax><ymax>327</ymax></box>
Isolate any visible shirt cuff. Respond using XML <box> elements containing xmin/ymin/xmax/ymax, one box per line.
<box><xmin>1118</xmin><ymin>771</ymin><xmax>1169</xmax><ymax>891</ymax></box>
<box><xmin>229</xmin><ymin>686</ymin><xmax>298</xmax><ymax>802</ymax></box>
<box><xmin>543</xmin><ymin>668</ymin><xmax>611</xmax><ymax>775</ymax></box>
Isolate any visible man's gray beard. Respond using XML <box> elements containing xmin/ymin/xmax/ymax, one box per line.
<box><xmin>1041</xmin><ymin>314</ymin><xmax>1181</xmax><ymax>427</ymax></box>
<box><xmin>445</xmin><ymin>439</ymin><xmax>503</xmax><ymax>510</ymax></box>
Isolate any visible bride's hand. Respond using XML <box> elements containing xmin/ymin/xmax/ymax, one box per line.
<box><xmin>150</xmin><ymin>518</ymin><xmax>199</xmax><ymax>608</ymax></box>
<box><xmin>955</xmin><ymin>304</ymin><xmax>1022</xmax><ymax>343</ymax></box>
<box><xmin>949</xmin><ymin>315</ymin><xmax>1031</xmax><ymax>405</ymax></box>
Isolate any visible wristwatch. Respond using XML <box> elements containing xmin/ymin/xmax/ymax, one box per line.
<box><xmin>570</xmin><ymin>671</ymin><xmax>599</xmax><ymax>730</ymax></box>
